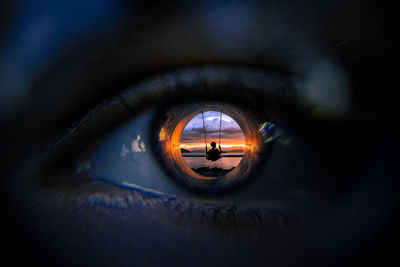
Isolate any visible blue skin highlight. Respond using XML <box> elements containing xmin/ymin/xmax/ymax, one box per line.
<box><xmin>75</xmin><ymin>110</ymin><xmax>190</xmax><ymax>196</ymax></box>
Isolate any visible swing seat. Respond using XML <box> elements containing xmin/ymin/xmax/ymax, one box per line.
<box><xmin>206</xmin><ymin>149</ymin><xmax>222</xmax><ymax>161</ymax></box>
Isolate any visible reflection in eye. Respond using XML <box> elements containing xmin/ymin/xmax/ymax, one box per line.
<box><xmin>180</xmin><ymin>110</ymin><xmax>245</xmax><ymax>177</ymax></box>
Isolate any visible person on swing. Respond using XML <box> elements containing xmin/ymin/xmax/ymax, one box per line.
<box><xmin>206</xmin><ymin>141</ymin><xmax>224</xmax><ymax>161</ymax></box>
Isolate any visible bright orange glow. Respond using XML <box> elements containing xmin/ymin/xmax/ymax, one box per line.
<box><xmin>159</xmin><ymin>127</ymin><xmax>166</xmax><ymax>141</ymax></box>
<box><xmin>180</xmin><ymin>143</ymin><xmax>246</xmax><ymax>150</ymax></box>
<box><xmin>180</xmin><ymin>138</ymin><xmax>246</xmax><ymax>151</ymax></box>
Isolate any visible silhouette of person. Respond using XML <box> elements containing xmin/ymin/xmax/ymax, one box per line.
<box><xmin>206</xmin><ymin>141</ymin><xmax>223</xmax><ymax>161</ymax></box>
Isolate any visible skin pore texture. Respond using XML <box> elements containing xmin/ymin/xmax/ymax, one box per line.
<box><xmin>1</xmin><ymin>0</ymin><xmax>399</xmax><ymax>266</ymax></box>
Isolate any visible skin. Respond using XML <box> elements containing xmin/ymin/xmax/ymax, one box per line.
<box><xmin>1</xmin><ymin>0</ymin><xmax>399</xmax><ymax>266</ymax></box>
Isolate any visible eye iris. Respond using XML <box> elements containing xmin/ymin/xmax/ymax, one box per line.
<box><xmin>156</xmin><ymin>102</ymin><xmax>274</xmax><ymax>194</ymax></box>
<box><xmin>180</xmin><ymin>111</ymin><xmax>245</xmax><ymax>178</ymax></box>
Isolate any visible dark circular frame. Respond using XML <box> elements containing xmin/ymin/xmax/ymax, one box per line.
<box><xmin>156</xmin><ymin>102</ymin><xmax>265</xmax><ymax>193</ymax></box>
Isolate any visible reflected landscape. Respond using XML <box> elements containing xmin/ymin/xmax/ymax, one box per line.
<box><xmin>180</xmin><ymin>111</ymin><xmax>244</xmax><ymax>177</ymax></box>
<box><xmin>182</xmin><ymin>156</ymin><xmax>242</xmax><ymax>170</ymax></box>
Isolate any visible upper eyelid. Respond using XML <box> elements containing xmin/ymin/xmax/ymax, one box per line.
<box><xmin>52</xmin><ymin>65</ymin><xmax>345</xmax><ymax>150</ymax></box>
<box><xmin>60</xmin><ymin>67</ymin><xmax>295</xmax><ymax>141</ymax></box>
<box><xmin>27</xmin><ymin>65</ymin><xmax>294</xmax><ymax>135</ymax></box>
<box><xmin>120</xmin><ymin>66</ymin><xmax>295</xmax><ymax>110</ymax></box>
<box><xmin>119</xmin><ymin>65</ymin><xmax>351</xmax><ymax>120</ymax></box>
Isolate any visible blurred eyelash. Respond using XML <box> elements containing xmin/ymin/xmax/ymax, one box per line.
<box><xmin>57</xmin><ymin>177</ymin><xmax>309</xmax><ymax>237</ymax></box>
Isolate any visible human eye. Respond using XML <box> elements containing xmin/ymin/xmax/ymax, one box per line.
<box><xmin>11</xmin><ymin>63</ymin><xmax>358</xmax><ymax>266</ymax></box>
<box><xmin>2</xmin><ymin>1</ymin><xmax>399</xmax><ymax>266</ymax></box>
<box><xmin>34</xmin><ymin>66</ymin><xmax>316</xmax><ymax>200</ymax></box>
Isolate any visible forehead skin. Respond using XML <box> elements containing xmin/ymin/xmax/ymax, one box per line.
<box><xmin>1</xmin><ymin>0</ymin><xmax>397</xmax><ymax>121</ymax></box>
<box><xmin>1</xmin><ymin>0</ymin><xmax>399</xmax><ymax>266</ymax></box>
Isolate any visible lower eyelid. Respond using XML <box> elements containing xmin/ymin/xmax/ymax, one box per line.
<box><xmin>51</xmin><ymin>177</ymin><xmax>308</xmax><ymax>238</ymax></box>
<box><xmin>20</xmin><ymin>175</ymin><xmax>310</xmax><ymax>266</ymax></box>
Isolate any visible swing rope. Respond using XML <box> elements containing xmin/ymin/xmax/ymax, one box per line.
<box><xmin>201</xmin><ymin>110</ymin><xmax>207</xmax><ymax>151</ymax></box>
<box><xmin>201</xmin><ymin>109</ymin><xmax>223</xmax><ymax>152</ymax></box>
<box><xmin>218</xmin><ymin>109</ymin><xmax>222</xmax><ymax>147</ymax></box>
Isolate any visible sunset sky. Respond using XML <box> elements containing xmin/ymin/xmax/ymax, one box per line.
<box><xmin>180</xmin><ymin>111</ymin><xmax>245</xmax><ymax>151</ymax></box>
